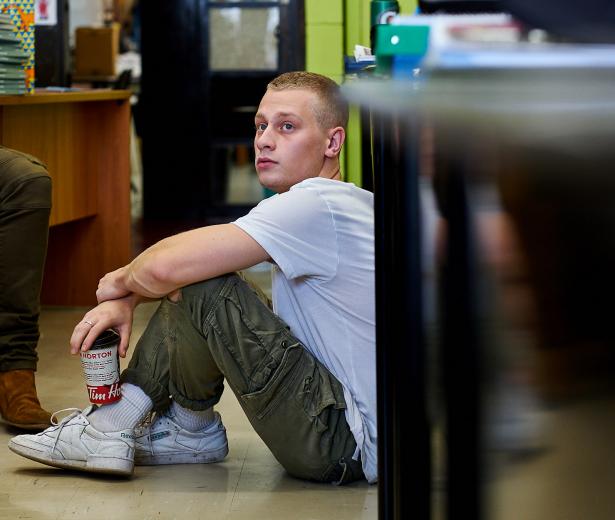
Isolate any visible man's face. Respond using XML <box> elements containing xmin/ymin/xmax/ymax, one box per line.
<box><xmin>254</xmin><ymin>88</ymin><xmax>331</xmax><ymax>193</ymax></box>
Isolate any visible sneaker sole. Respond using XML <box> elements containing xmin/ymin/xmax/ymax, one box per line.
<box><xmin>8</xmin><ymin>440</ymin><xmax>134</xmax><ymax>476</ymax></box>
<box><xmin>135</xmin><ymin>443</ymin><xmax>228</xmax><ymax>466</ymax></box>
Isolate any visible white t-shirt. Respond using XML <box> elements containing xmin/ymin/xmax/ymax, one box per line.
<box><xmin>233</xmin><ymin>177</ymin><xmax>377</xmax><ymax>483</ymax></box>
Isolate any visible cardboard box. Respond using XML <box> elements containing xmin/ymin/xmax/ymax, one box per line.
<box><xmin>74</xmin><ymin>23</ymin><xmax>119</xmax><ymax>77</ymax></box>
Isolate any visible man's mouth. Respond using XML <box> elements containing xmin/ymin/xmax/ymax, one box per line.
<box><xmin>256</xmin><ymin>157</ymin><xmax>277</xmax><ymax>167</ymax></box>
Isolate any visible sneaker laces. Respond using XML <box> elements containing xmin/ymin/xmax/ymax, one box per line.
<box><xmin>137</xmin><ymin>411</ymin><xmax>155</xmax><ymax>429</ymax></box>
<box><xmin>133</xmin><ymin>411</ymin><xmax>155</xmax><ymax>455</ymax></box>
<box><xmin>138</xmin><ymin>411</ymin><xmax>175</xmax><ymax>457</ymax></box>
<box><xmin>49</xmin><ymin>407</ymin><xmax>84</xmax><ymax>457</ymax></box>
<box><xmin>50</xmin><ymin>407</ymin><xmax>82</xmax><ymax>426</ymax></box>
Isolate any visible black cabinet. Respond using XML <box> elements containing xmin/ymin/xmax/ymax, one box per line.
<box><xmin>34</xmin><ymin>0</ymin><xmax>70</xmax><ymax>87</ymax></box>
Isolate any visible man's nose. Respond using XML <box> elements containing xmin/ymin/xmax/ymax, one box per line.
<box><xmin>256</xmin><ymin>126</ymin><xmax>275</xmax><ymax>150</ymax></box>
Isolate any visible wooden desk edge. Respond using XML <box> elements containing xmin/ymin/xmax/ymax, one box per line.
<box><xmin>0</xmin><ymin>90</ymin><xmax>131</xmax><ymax>106</ymax></box>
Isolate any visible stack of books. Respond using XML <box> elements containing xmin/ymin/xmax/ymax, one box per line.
<box><xmin>0</xmin><ymin>12</ymin><xmax>27</xmax><ymax>95</ymax></box>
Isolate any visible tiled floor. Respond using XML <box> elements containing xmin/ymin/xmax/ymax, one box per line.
<box><xmin>486</xmin><ymin>396</ymin><xmax>615</xmax><ymax>520</ymax></box>
<box><xmin>4</xmin><ymin>304</ymin><xmax>615</xmax><ymax>520</ymax></box>
<box><xmin>3</xmin><ymin>213</ymin><xmax>615</xmax><ymax>519</ymax></box>
<box><xmin>5</xmin><ymin>314</ymin><xmax>615</xmax><ymax>520</ymax></box>
<box><xmin>0</xmin><ymin>294</ymin><xmax>377</xmax><ymax>520</ymax></box>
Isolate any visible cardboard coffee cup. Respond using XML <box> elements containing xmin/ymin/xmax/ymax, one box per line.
<box><xmin>80</xmin><ymin>329</ymin><xmax>122</xmax><ymax>404</ymax></box>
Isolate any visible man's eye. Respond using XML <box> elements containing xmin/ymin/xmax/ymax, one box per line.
<box><xmin>256</xmin><ymin>123</ymin><xmax>267</xmax><ymax>132</ymax></box>
<box><xmin>281</xmin><ymin>122</ymin><xmax>294</xmax><ymax>131</ymax></box>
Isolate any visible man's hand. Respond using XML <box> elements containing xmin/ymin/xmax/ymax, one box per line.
<box><xmin>70</xmin><ymin>295</ymin><xmax>137</xmax><ymax>358</ymax></box>
<box><xmin>96</xmin><ymin>266</ymin><xmax>131</xmax><ymax>303</ymax></box>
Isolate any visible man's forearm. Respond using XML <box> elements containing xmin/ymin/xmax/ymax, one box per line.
<box><xmin>121</xmin><ymin>224</ymin><xmax>270</xmax><ymax>298</ymax></box>
<box><xmin>124</xmin><ymin>267</ymin><xmax>172</xmax><ymax>299</ymax></box>
<box><xmin>123</xmin><ymin>239</ymin><xmax>180</xmax><ymax>298</ymax></box>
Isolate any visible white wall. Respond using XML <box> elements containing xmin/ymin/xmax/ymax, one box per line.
<box><xmin>69</xmin><ymin>0</ymin><xmax>104</xmax><ymax>46</ymax></box>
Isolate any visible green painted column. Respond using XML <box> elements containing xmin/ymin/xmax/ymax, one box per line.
<box><xmin>342</xmin><ymin>1</ymin><xmax>417</xmax><ymax>187</ymax></box>
<box><xmin>305</xmin><ymin>0</ymin><xmax>417</xmax><ymax>187</ymax></box>
<box><xmin>305</xmin><ymin>0</ymin><xmax>344</xmax><ymax>82</ymax></box>
<box><xmin>305</xmin><ymin>0</ymin><xmax>347</xmax><ymax>179</ymax></box>
<box><xmin>343</xmin><ymin>1</ymin><xmax>369</xmax><ymax>187</ymax></box>
<box><xmin>399</xmin><ymin>0</ymin><xmax>418</xmax><ymax>16</ymax></box>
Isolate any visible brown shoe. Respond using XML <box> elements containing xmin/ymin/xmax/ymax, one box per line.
<box><xmin>0</xmin><ymin>369</ymin><xmax>51</xmax><ymax>430</ymax></box>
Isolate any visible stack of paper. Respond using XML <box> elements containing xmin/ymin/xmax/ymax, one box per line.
<box><xmin>0</xmin><ymin>12</ymin><xmax>27</xmax><ymax>94</ymax></box>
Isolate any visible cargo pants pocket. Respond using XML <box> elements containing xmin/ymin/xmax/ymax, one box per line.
<box><xmin>240</xmin><ymin>342</ymin><xmax>305</xmax><ymax>420</ymax></box>
<box><xmin>298</xmin><ymin>362</ymin><xmax>347</xmax><ymax>433</ymax></box>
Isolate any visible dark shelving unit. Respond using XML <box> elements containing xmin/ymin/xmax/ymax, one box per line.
<box><xmin>140</xmin><ymin>0</ymin><xmax>304</xmax><ymax>220</ymax></box>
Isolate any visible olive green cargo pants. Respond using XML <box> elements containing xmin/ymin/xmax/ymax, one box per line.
<box><xmin>122</xmin><ymin>274</ymin><xmax>364</xmax><ymax>484</ymax></box>
<box><xmin>0</xmin><ymin>147</ymin><xmax>51</xmax><ymax>372</ymax></box>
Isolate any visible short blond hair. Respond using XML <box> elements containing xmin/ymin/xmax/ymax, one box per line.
<box><xmin>267</xmin><ymin>71</ymin><xmax>349</xmax><ymax>130</ymax></box>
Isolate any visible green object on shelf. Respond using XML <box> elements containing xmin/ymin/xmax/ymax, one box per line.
<box><xmin>375</xmin><ymin>24</ymin><xmax>430</xmax><ymax>74</ymax></box>
<box><xmin>370</xmin><ymin>0</ymin><xmax>400</xmax><ymax>52</ymax></box>
<box><xmin>370</xmin><ymin>0</ymin><xmax>400</xmax><ymax>27</ymax></box>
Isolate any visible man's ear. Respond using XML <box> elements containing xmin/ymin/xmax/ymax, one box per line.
<box><xmin>325</xmin><ymin>127</ymin><xmax>345</xmax><ymax>158</ymax></box>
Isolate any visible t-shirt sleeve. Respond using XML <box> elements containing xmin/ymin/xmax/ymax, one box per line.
<box><xmin>233</xmin><ymin>188</ymin><xmax>338</xmax><ymax>280</ymax></box>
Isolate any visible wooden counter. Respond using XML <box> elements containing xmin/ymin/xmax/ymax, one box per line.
<box><xmin>0</xmin><ymin>89</ymin><xmax>132</xmax><ymax>306</ymax></box>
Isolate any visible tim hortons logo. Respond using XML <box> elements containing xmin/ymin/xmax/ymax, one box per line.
<box><xmin>88</xmin><ymin>382</ymin><xmax>121</xmax><ymax>402</ymax></box>
<box><xmin>81</xmin><ymin>350</ymin><xmax>113</xmax><ymax>359</ymax></box>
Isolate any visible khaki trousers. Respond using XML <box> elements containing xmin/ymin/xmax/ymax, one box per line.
<box><xmin>122</xmin><ymin>274</ymin><xmax>364</xmax><ymax>483</ymax></box>
<box><xmin>0</xmin><ymin>147</ymin><xmax>51</xmax><ymax>372</ymax></box>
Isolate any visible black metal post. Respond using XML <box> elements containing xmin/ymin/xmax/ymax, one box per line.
<box><xmin>373</xmin><ymin>112</ymin><xmax>431</xmax><ymax>520</ymax></box>
<box><xmin>436</xmin><ymin>151</ymin><xmax>483</xmax><ymax>520</ymax></box>
<box><xmin>361</xmin><ymin>108</ymin><xmax>374</xmax><ymax>193</ymax></box>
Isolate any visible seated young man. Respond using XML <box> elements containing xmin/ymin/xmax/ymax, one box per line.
<box><xmin>8</xmin><ymin>72</ymin><xmax>376</xmax><ymax>485</ymax></box>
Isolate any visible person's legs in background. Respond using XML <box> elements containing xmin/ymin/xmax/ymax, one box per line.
<box><xmin>0</xmin><ymin>148</ymin><xmax>52</xmax><ymax>430</ymax></box>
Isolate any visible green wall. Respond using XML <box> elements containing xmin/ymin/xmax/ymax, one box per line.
<box><xmin>305</xmin><ymin>0</ymin><xmax>344</xmax><ymax>82</ymax></box>
<box><xmin>305</xmin><ymin>0</ymin><xmax>417</xmax><ymax>186</ymax></box>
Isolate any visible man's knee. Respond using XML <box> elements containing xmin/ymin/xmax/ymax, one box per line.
<box><xmin>0</xmin><ymin>156</ymin><xmax>51</xmax><ymax>210</ymax></box>
<box><xmin>180</xmin><ymin>273</ymin><xmax>241</xmax><ymax>301</ymax></box>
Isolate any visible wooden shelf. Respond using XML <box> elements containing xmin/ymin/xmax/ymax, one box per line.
<box><xmin>0</xmin><ymin>89</ymin><xmax>131</xmax><ymax>105</ymax></box>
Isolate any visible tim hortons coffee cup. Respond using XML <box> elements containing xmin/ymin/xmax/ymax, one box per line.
<box><xmin>80</xmin><ymin>329</ymin><xmax>122</xmax><ymax>405</ymax></box>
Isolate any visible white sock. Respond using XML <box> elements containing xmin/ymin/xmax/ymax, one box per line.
<box><xmin>88</xmin><ymin>383</ymin><xmax>153</xmax><ymax>432</ymax></box>
<box><xmin>170</xmin><ymin>401</ymin><xmax>215</xmax><ymax>431</ymax></box>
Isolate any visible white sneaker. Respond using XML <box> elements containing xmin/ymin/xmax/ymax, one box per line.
<box><xmin>8</xmin><ymin>406</ymin><xmax>135</xmax><ymax>476</ymax></box>
<box><xmin>135</xmin><ymin>410</ymin><xmax>228</xmax><ymax>465</ymax></box>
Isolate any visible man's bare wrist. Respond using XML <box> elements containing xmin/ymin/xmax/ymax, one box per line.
<box><xmin>128</xmin><ymin>293</ymin><xmax>158</xmax><ymax>307</ymax></box>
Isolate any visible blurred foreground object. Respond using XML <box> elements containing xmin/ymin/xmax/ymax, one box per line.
<box><xmin>503</xmin><ymin>0</ymin><xmax>615</xmax><ymax>43</ymax></box>
<box><xmin>345</xmin><ymin>44</ymin><xmax>615</xmax><ymax>518</ymax></box>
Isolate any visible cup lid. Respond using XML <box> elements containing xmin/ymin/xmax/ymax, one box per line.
<box><xmin>92</xmin><ymin>329</ymin><xmax>120</xmax><ymax>349</ymax></box>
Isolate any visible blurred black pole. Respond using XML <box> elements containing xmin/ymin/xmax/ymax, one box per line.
<box><xmin>361</xmin><ymin>109</ymin><xmax>374</xmax><ymax>193</ymax></box>
<box><xmin>434</xmin><ymin>150</ymin><xmax>483</xmax><ymax>520</ymax></box>
<box><xmin>372</xmin><ymin>112</ymin><xmax>431</xmax><ymax>520</ymax></box>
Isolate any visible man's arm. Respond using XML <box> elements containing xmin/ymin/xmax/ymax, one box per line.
<box><xmin>98</xmin><ymin>224</ymin><xmax>269</xmax><ymax>301</ymax></box>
